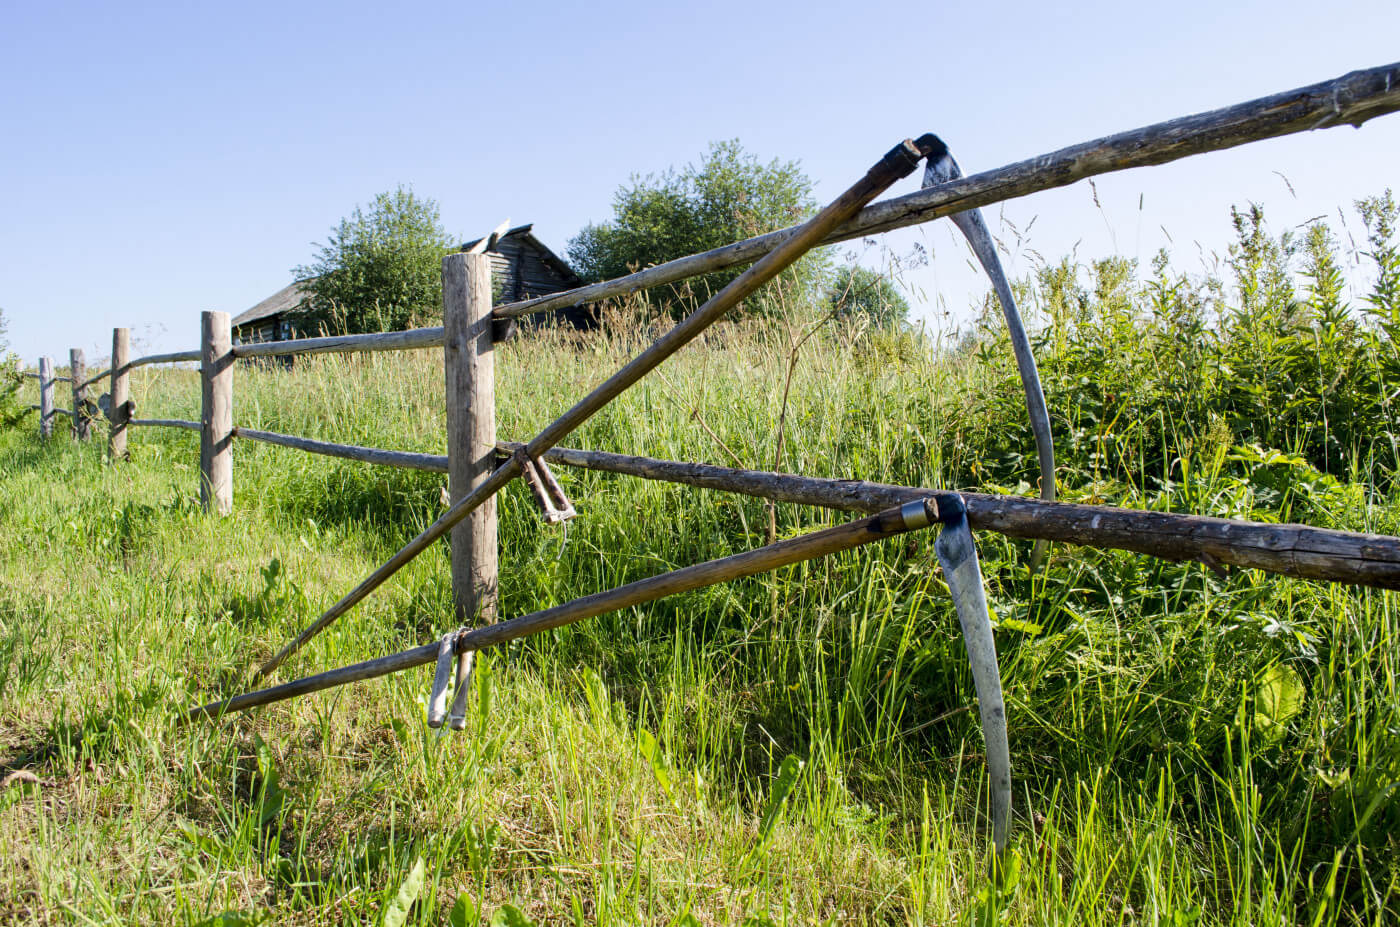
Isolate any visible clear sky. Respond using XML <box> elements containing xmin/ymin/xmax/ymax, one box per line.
<box><xmin>2</xmin><ymin>0</ymin><xmax>1397</xmax><ymax>363</ymax></box>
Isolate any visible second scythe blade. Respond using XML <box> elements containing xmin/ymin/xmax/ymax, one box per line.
<box><xmin>934</xmin><ymin>493</ymin><xmax>1012</xmax><ymax>853</ymax></box>
<box><xmin>921</xmin><ymin>136</ymin><xmax>1056</xmax><ymax>570</ymax></box>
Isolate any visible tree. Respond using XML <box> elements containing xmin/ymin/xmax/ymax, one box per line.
<box><xmin>567</xmin><ymin>140</ymin><xmax>824</xmax><ymax>318</ymax></box>
<box><xmin>0</xmin><ymin>309</ymin><xmax>26</xmax><ymax>432</ymax></box>
<box><xmin>826</xmin><ymin>264</ymin><xmax>912</xmax><ymax>329</ymax></box>
<box><xmin>293</xmin><ymin>187</ymin><xmax>454</xmax><ymax>335</ymax></box>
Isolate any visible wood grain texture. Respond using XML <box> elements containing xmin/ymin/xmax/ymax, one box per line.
<box><xmin>527</xmin><ymin>445</ymin><xmax>1400</xmax><ymax>590</ymax></box>
<box><xmin>128</xmin><ymin>349</ymin><xmax>202</xmax><ymax>368</ymax></box>
<box><xmin>444</xmin><ymin>252</ymin><xmax>499</xmax><ymax>626</ymax></box>
<box><xmin>234</xmin><ymin>427</ymin><xmax>447</xmax><ymax>471</ymax></box>
<box><xmin>37</xmin><ymin>356</ymin><xmax>54</xmax><ymax>439</ymax></box>
<box><xmin>232</xmin><ymin>326</ymin><xmax>445</xmax><ymax>359</ymax></box>
<box><xmin>109</xmin><ymin>328</ymin><xmax>130</xmax><ymax>460</ymax></box>
<box><xmin>199</xmin><ymin>311</ymin><xmax>233</xmax><ymax>515</ymax></box>
<box><xmin>494</xmin><ymin>62</ymin><xmax>1400</xmax><ymax>320</ymax></box>
<box><xmin>69</xmin><ymin>349</ymin><xmax>89</xmax><ymax>440</ymax></box>
<box><xmin>131</xmin><ymin>418</ymin><xmax>201</xmax><ymax>430</ymax></box>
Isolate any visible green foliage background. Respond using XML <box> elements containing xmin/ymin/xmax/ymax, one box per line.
<box><xmin>827</xmin><ymin>263</ymin><xmax>913</xmax><ymax>328</ymax></box>
<box><xmin>568</xmin><ymin>140</ymin><xmax>826</xmax><ymax>319</ymax></box>
<box><xmin>0</xmin><ymin>310</ymin><xmax>28</xmax><ymax>432</ymax></box>
<box><xmin>293</xmin><ymin>187</ymin><xmax>455</xmax><ymax>336</ymax></box>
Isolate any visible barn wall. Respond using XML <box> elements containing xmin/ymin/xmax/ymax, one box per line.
<box><xmin>491</xmin><ymin>237</ymin><xmax>578</xmax><ymax>304</ymax></box>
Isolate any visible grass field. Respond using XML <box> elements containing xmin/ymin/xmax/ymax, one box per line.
<box><xmin>3</xmin><ymin>200</ymin><xmax>1399</xmax><ymax>925</ymax></box>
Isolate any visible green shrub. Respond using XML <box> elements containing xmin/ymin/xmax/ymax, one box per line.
<box><xmin>0</xmin><ymin>309</ymin><xmax>28</xmax><ymax>432</ymax></box>
<box><xmin>567</xmin><ymin>140</ymin><xmax>825</xmax><ymax>319</ymax></box>
<box><xmin>292</xmin><ymin>187</ymin><xmax>454</xmax><ymax>336</ymax></box>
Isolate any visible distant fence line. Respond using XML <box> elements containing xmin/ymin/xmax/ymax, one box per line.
<box><xmin>21</xmin><ymin>61</ymin><xmax>1400</xmax><ymax>856</ymax></box>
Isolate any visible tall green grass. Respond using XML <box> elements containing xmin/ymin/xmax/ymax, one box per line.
<box><xmin>1</xmin><ymin>197</ymin><xmax>1398</xmax><ymax>924</ymax></box>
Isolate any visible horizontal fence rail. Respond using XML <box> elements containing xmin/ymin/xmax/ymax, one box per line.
<box><xmin>130</xmin><ymin>418</ymin><xmax>201</xmax><ymax>430</ymax></box>
<box><xmin>519</xmin><ymin>445</ymin><xmax>1400</xmax><ymax>591</ymax></box>
<box><xmin>234</xmin><ymin>427</ymin><xmax>449</xmax><ymax>471</ymax></box>
<box><xmin>231</xmin><ymin>325</ymin><xmax>445</xmax><ymax>360</ymax></box>
<box><xmin>131</xmin><ymin>350</ymin><xmax>202</xmax><ymax>369</ymax></box>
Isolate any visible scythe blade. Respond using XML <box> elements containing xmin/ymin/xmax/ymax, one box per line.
<box><xmin>922</xmin><ymin>137</ymin><xmax>1056</xmax><ymax>571</ymax></box>
<box><xmin>934</xmin><ymin>493</ymin><xmax>1012</xmax><ymax>852</ymax></box>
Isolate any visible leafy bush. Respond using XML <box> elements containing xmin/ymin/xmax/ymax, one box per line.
<box><xmin>0</xmin><ymin>309</ymin><xmax>28</xmax><ymax>432</ymax></box>
<box><xmin>951</xmin><ymin>191</ymin><xmax>1400</xmax><ymax>496</ymax></box>
<box><xmin>827</xmin><ymin>263</ymin><xmax>912</xmax><ymax>328</ymax></box>
<box><xmin>292</xmin><ymin>187</ymin><xmax>454</xmax><ymax>335</ymax></box>
<box><xmin>567</xmin><ymin>140</ymin><xmax>825</xmax><ymax>319</ymax></box>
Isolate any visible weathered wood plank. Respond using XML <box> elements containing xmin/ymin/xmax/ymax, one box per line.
<box><xmin>129</xmin><ymin>349</ymin><xmax>201</xmax><ymax>368</ymax></box>
<box><xmin>199</xmin><ymin>311</ymin><xmax>233</xmax><ymax>515</ymax></box>
<box><xmin>130</xmin><ymin>418</ymin><xmax>201</xmax><ymax>430</ymax></box>
<box><xmin>443</xmin><ymin>252</ymin><xmax>499</xmax><ymax>708</ymax></box>
<box><xmin>233</xmin><ymin>427</ymin><xmax>447</xmax><ymax>472</ymax></box>
<box><xmin>70</xmin><ymin>349</ymin><xmax>90</xmax><ymax>440</ymax></box>
<box><xmin>232</xmin><ymin>326</ymin><xmax>445</xmax><ymax>359</ymax></box>
<box><xmin>109</xmin><ymin>328</ymin><xmax>130</xmax><ymax>460</ymax></box>
<box><xmin>37</xmin><ymin>356</ymin><xmax>54</xmax><ymax>439</ymax></box>
<box><xmin>526</xmin><ymin>445</ymin><xmax>1400</xmax><ymax>590</ymax></box>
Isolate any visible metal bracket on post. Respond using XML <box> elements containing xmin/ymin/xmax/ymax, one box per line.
<box><xmin>426</xmin><ymin>631</ymin><xmax>456</xmax><ymax>729</ymax></box>
<box><xmin>514</xmin><ymin>449</ymin><xmax>576</xmax><ymax>525</ymax></box>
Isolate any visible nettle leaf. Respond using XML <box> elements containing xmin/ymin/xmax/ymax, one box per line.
<box><xmin>448</xmin><ymin>894</ymin><xmax>477</xmax><ymax>927</ymax></box>
<box><xmin>757</xmin><ymin>755</ymin><xmax>804</xmax><ymax>845</ymax></box>
<box><xmin>1253</xmin><ymin>663</ymin><xmax>1305</xmax><ymax>744</ymax></box>
<box><xmin>488</xmin><ymin>903</ymin><xmax>535</xmax><ymax>927</ymax></box>
<box><xmin>636</xmin><ymin>728</ymin><xmax>676</xmax><ymax>806</ymax></box>
<box><xmin>379</xmin><ymin>856</ymin><xmax>426</xmax><ymax>927</ymax></box>
<box><xmin>192</xmin><ymin>913</ymin><xmax>262</xmax><ymax>927</ymax></box>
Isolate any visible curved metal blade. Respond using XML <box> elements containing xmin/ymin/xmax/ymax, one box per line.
<box><xmin>934</xmin><ymin>497</ymin><xmax>1012</xmax><ymax>852</ymax></box>
<box><xmin>924</xmin><ymin>144</ymin><xmax>1056</xmax><ymax>570</ymax></box>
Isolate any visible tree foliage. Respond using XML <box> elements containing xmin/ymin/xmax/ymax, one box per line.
<box><xmin>567</xmin><ymin>140</ymin><xmax>824</xmax><ymax>318</ymax></box>
<box><xmin>293</xmin><ymin>187</ymin><xmax>454</xmax><ymax>335</ymax></box>
<box><xmin>0</xmin><ymin>310</ymin><xmax>27</xmax><ymax>432</ymax></box>
<box><xmin>826</xmin><ymin>264</ymin><xmax>911</xmax><ymax>328</ymax></box>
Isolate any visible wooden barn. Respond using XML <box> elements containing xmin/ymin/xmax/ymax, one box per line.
<box><xmin>231</xmin><ymin>281</ymin><xmax>310</xmax><ymax>346</ymax></box>
<box><xmin>231</xmin><ymin>224</ymin><xmax>590</xmax><ymax>346</ymax></box>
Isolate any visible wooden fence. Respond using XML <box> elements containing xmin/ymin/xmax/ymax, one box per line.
<box><xmin>19</xmin><ymin>61</ymin><xmax>1400</xmax><ymax>853</ymax></box>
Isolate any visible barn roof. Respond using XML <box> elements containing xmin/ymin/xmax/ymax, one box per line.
<box><xmin>232</xmin><ymin>281</ymin><xmax>310</xmax><ymax>328</ymax></box>
<box><xmin>233</xmin><ymin>225</ymin><xmax>580</xmax><ymax>328</ymax></box>
<box><xmin>461</xmin><ymin>224</ymin><xmax>583</xmax><ymax>288</ymax></box>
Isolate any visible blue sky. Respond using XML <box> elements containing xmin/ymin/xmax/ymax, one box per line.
<box><xmin>2</xmin><ymin>0</ymin><xmax>1397</xmax><ymax>362</ymax></box>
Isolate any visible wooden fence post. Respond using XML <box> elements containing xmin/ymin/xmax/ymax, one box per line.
<box><xmin>109</xmin><ymin>327</ymin><xmax>130</xmax><ymax>460</ymax></box>
<box><xmin>443</xmin><ymin>251</ymin><xmax>498</xmax><ymax>633</ymax></box>
<box><xmin>38</xmin><ymin>356</ymin><xmax>54</xmax><ymax>440</ymax></box>
<box><xmin>200</xmin><ymin>311</ymin><xmax>233</xmax><ymax>515</ymax></box>
<box><xmin>70</xmin><ymin>348</ymin><xmax>89</xmax><ymax>440</ymax></box>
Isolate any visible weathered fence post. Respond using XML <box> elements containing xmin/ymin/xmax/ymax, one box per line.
<box><xmin>443</xmin><ymin>252</ymin><xmax>498</xmax><ymax>698</ymax></box>
<box><xmin>70</xmin><ymin>348</ymin><xmax>89</xmax><ymax>440</ymax></box>
<box><xmin>200</xmin><ymin>311</ymin><xmax>233</xmax><ymax>515</ymax></box>
<box><xmin>109</xmin><ymin>327</ymin><xmax>130</xmax><ymax>460</ymax></box>
<box><xmin>38</xmin><ymin>356</ymin><xmax>54</xmax><ymax>440</ymax></box>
